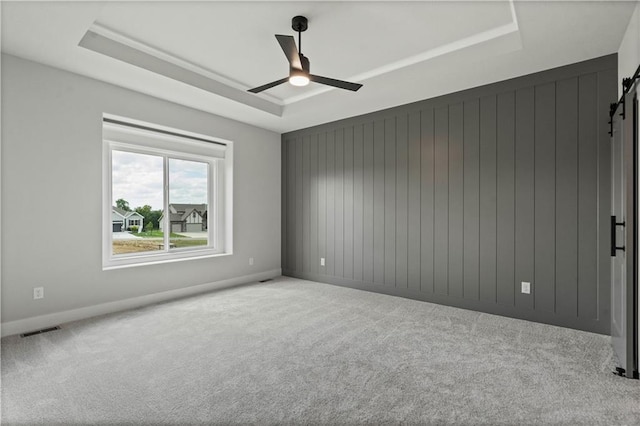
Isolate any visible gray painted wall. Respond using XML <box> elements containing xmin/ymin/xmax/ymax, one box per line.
<box><xmin>1</xmin><ymin>54</ymin><xmax>281</xmax><ymax>324</ymax></box>
<box><xmin>282</xmin><ymin>54</ymin><xmax>617</xmax><ymax>334</ymax></box>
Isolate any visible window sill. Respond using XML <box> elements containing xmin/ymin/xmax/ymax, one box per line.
<box><xmin>103</xmin><ymin>249</ymin><xmax>232</xmax><ymax>271</ymax></box>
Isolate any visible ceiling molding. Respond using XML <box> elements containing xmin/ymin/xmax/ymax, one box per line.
<box><xmin>90</xmin><ymin>23</ymin><xmax>272</xmax><ymax>98</ymax></box>
<box><xmin>79</xmin><ymin>25</ymin><xmax>284</xmax><ymax>117</ymax></box>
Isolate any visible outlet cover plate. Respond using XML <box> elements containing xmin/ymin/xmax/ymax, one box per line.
<box><xmin>521</xmin><ymin>281</ymin><xmax>531</xmax><ymax>294</ymax></box>
<box><xmin>33</xmin><ymin>287</ymin><xmax>44</xmax><ymax>300</ymax></box>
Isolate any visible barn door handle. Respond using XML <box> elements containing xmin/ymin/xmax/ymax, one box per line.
<box><xmin>611</xmin><ymin>216</ymin><xmax>626</xmax><ymax>256</ymax></box>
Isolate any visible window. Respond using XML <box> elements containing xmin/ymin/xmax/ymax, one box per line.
<box><xmin>102</xmin><ymin>115</ymin><xmax>233</xmax><ymax>269</ymax></box>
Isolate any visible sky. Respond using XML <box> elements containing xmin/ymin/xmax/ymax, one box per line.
<box><xmin>112</xmin><ymin>150</ymin><xmax>208</xmax><ymax>211</ymax></box>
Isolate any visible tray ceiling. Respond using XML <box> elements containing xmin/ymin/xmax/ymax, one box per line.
<box><xmin>1</xmin><ymin>1</ymin><xmax>635</xmax><ymax>132</ymax></box>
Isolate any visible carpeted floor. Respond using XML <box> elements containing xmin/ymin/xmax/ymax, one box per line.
<box><xmin>2</xmin><ymin>276</ymin><xmax>639</xmax><ymax>425</ymax></box>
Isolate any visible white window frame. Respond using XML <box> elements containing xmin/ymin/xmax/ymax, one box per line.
<box><xmin>102</xmin><ymin>115</ymin><xmax>233</xmax><ymax>270</ymax></box>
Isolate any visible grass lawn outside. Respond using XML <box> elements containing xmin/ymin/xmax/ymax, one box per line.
<box><xmin>113</xmin><ymin>230</ymin><xmax>207</xmax><ymax>255</ymax></box>
<box><xmin>170</xmin><ymin>239</ymin><xmax>208</xmax><ymax>248</ymax></box>
<box><xmin>136</xmin><ymin>229</ymin><xmax>183</xmax><ymax>238</ymax></box>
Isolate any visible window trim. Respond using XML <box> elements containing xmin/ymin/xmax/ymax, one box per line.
<box><xmin>102</xmin><ymin>116</ymin><xmax>233</xmax><ymax>270</ymax></box>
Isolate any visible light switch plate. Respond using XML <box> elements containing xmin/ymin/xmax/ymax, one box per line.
<box><xmin>521</xmin><ymin>281</ymin><xmax>531</xmax><ymax>294</ymax></box>
<box><xmin>320</xmin><ymin>257</ymin><xmax>325</xmax><ymax>266</ymax></box>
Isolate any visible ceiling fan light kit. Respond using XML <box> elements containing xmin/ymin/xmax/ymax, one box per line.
<box><xmin>289</xmin><ymin>73</ymin><xmax>310</xmax><ymax>87</ymax></box>
<box><xmin>249</xmin><ymin>15</ymin><xmax>362</xmax><ymax>94</ymax></box>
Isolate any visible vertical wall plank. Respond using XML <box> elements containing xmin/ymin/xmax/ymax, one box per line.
<box><xmin>344</xmin><ymin>127</ymin><xmax>355</xmax><ymax>280</ymax></box>
<box><xmin>373</xmin><ymin>120</ymin><xmax>385</xmax><ymax>284</ymax></box>
<box><xmin>288</xmin><ymin>138</ymin><xmax>296</xmax><ymax>272</ymax></box>
<box><xmin>281</xmin><ymin>139</ymin><xmax>287</xmax><ymax>271</ymax></box>
<box><xmin>396</xmin><ymin>114</ymin><xmax>409</xmax><ymax>289</ymax></box>
<box><xmin>515</xmin><ymin>87</ymin><xmax>535</xmax><ymax>310</ymax></box>
<box><xmin>434</xmin><ymin>106</ymin><xmax>449</xmax><ymax>295</ymax></box>
<box><xmin>335</xmin><ymin>129</ymin><xmax>345</xmax><ymax>277</ymax></box>
<box><xmin>421</xmin><ymin>109</ymin><xmax>435</xmax><ymax>292</ymax></box>
<box><xmin>295</xmin><ymin>137</ymin><xmax>304</xmax><ymax>272</ymax></box>
<box><xmin>302</xmin><ymin>136</ymin><xmax>311</xmax><ymax>272</ymax></box>
<box><xmin>363</xmin><ymin>122</ymin><xmax>375</xmax><ymax>283</ymax></box>
<box><xmin>448</xmin><ymin>103</ymin><xmax>464</xmax><ymax>298</ymax></box>
<box><xmin>496</xmin><ymin>92</ymin><xmax>516</xmax><ymax>306</ymax></box>
<box><xmin>578</xmin><ymin>73</ymin><xmax>598</xmax><ymax>319</ymax></box>
<box><xmin>407</xmin><ymin>112</ymin><xmax>421</xmax><ymax>291</ymax></box>
<box><xmin>282</xmin><ymin>139</ymin><xmax>288</xmax><ymax>270</ymax></box>
<box><xmin>480</xmin><ymin>95</ymin><xmax>497</xmax><ymax>303</ymax></box>
<box><xmin>318</xmin><ymin>133</ymin><xmax>327</xmax><ymax>274</ymax></box>
<box><xmin>309</xmin><ymin>135</ymin><xmax>319</xmax><ymax>274</ymax></box>
<box><xmin>326</xmin><ymin>131</ymin><xmax>335</xmax><ymax>276</ymax></box>
<box><xmin>353</xmin><ymin>125</ymin><xmax>364</xmax><ymax>281</ymax></box>
<box><xmin>385</xmin><ymin>117</ymin><xmax>397</xmax><ymax>286</ymax></box>
<box><xmin>555</xmin><ymin>78</ymin><xmax>578</xmax><ymax>316</ymax></box>
<box><xmin>534</xmin><ymin>83</ymin><xmax>557</xmax><ymax>312</ymax></box>
<box><xmin>463</xmin><ymin>99</ymin><xmax>480</xmax><ymax>300</ymax></box>
<box><xmin>362</xmin><ymin>123</ymin><xmax>375</xmax><ymax>283</ymax></box>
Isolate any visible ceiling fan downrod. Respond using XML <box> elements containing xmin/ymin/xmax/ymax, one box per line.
<box><xmin>292</xmin><ymin>15</ymin><xmax>307</xmax><ymax>56</ymax></box>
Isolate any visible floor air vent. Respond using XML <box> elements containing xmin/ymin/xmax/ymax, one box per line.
<box><xmin>20</xmin><ymin>326</ymin><xmax>60</xmax><ymax>338</ymax></box>
<box><xmin>259</xmin><ymin>278</ymin><xmax>274</xmax><ymax>283</ymax></box>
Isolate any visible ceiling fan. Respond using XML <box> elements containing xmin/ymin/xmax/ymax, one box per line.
<box><xmin>248</xmin><ymin>16</ymin><xmax>363</xmax><ymax>94</ymax></box>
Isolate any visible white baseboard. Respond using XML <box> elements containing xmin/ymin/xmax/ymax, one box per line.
<box><xmin>1</xmin><ymin>269</ymin><xmax>282</xmax><ymax>338</ymax></box>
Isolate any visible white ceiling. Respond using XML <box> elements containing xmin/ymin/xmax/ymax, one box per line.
<box><xmin>1</xmin><ymin>1</ymin><xmax>636</xmax><ymax>133</ymax></box>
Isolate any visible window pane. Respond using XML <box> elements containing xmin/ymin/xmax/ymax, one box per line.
<box><xmin>168</xmin><ymin>158</ymin><xmax>209</xmax><ymax>249</ymax></box>
<box><xmin>112</xmin><ymin>150</ymin><xmax>164</xmax><ymax>255</ymax></box>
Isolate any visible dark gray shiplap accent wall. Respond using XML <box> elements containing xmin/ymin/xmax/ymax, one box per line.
<box><xmin>281</xmin><ymin>54</ymin><xmax>617</xmax><ymax>334</ymax></box>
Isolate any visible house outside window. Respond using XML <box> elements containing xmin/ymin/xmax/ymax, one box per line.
<box><xmin>103</xmin><ymin>115</ymin><xmax>233</xmax><ymax>269</ymax></box>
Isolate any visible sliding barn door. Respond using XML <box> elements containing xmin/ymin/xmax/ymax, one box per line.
<box><xmin>610</xmin><ymin>88</ymin><xmax>639</xmax><ymax>379</ymax></box>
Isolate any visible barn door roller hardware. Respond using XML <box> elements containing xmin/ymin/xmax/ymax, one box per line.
<box><xmin>611</xmin><ymin>215</ymin><xmax>626</xmax><ymax>256</ymax></box>
<box><xmin>610</xmin><ymin>65</ymin><xmax>640</xmax><ymax>135</ymax></box>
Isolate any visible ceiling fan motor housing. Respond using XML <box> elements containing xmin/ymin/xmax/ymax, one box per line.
<box><xmin>290</xmin><ymin>58</ymin><xmax>309</xmax><ymax>80</ymax></box>
<box><xmin>296</xmin><ymin>54</ymin><xmax>310</xmax><ymax>73</ymax></box>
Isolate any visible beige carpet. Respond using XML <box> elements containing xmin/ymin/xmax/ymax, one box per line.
<box><xmin>2</xmin><ymin>276</ymin><xmax>639</xmax><ymax>425</ymax></box>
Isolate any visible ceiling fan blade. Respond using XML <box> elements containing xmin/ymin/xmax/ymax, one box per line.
<box><xmin>275</xmin><ymin>34</ymin><xmax>302</xmax><ymax>70</ymax></box>
<box><xmin>310</xmin><ymin>74</ymin><xmax>362</xmax><ymax>91</ymax></box>
<box><xmin>248</xmin><ymin>77</ymin><xmax>289</xmax><ymax>93</ymax></box>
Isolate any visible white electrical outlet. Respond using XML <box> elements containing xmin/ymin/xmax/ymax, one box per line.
<box><xmin>33</xmin><ymin>287</ymin><xmax>44</xmax><ymax>300</ymax></box>
<box><xmin>521</xmin><ymin>281</ymin><xmax>531</xmax><ymax>294</ymax></box>
<box><xmin>320</xmin><ymin>257</ymin><xmax>325</xmax><ymax>266</ymax></box>
<box><xmin>249</xmin><ymin>257</ymin><xmax>254</xmax><ymax>266</ymax></box>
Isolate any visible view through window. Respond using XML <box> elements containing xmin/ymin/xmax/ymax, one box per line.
<box><xmin>111</xmin><ymin>151</ymin><xmax>210</xmax><ymax>256</ymax></box>
<box><xmin>168</xmin><ymin>158</ymin><xmax>209</xmax><ymax>250</ymax></box>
